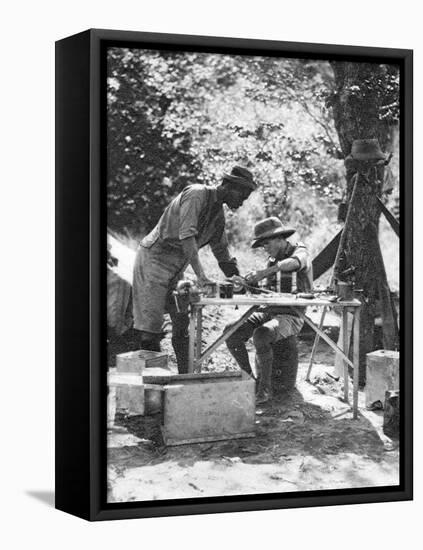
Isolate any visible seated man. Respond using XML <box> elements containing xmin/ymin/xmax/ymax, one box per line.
<box><xmin>226</xmin><ymin>217</ymin><xmax>313</xmax><ymax>403</ymax></box>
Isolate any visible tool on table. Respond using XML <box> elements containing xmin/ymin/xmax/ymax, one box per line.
<box><xmin>228</xmin><ymin>276</ymin><xmax>277</xmax><ymax>296</ymax></box>
<box><xmin>335</xmin><ymin>267</ymin><xmax>356</xmax><ymax>301</ymax></box>
<box><xmin>203</xmin><ymin>281</ymin><xmax>234</xmax><ymax>299</ymax></box>
<box><xmin>336</xmin><ymin>281</ymin><xmax>354</xmax><ymax>301</ymax></box>
<box><xmin>203</xmin><ymin>282</ymin><xmax>217</xmax><ymax>297</ymax></box>
<box><xmin>219</xmin><ymin>282</ymin><xmax>234</xmax><ymax>299</ymax></box>
<box><xmin>296</xmin><ymin>293</ymin><xmax>315</xmax><ymax>299</ymax></box>
<box><xmin>173</xmin><ymin>280</ymin><xmax>200</xmax><ymax>312</ymax></box>
<box><xmin>173</xmin><ymin>278</ymin><xmax>238</xmax><ymax>312</ymax></box>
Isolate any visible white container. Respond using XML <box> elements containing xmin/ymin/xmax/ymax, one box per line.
<box><xmin>365</xmin><ymin>349</ymin><xmax>399</xmax><ymax>407</ymax></box>
<box><xmin>108</xmin><ymin>373</ymin><xmax>145</xmax><ymax>416</ymax></box>
<box><xmin>116</xmin><ymin>349</ymin><xmax>168</xmax><ymax>375</ymax></box>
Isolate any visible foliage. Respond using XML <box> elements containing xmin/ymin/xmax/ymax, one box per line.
<box><xmin>107</xmin><ymin>49</ymin><xmax>349</xmax><ymax>238</ymax></box>
<box><xmin>328</xmin><ymin>62</ymin><xmax>400</xmax><ymax>154</ymax></box>
<box><xmin>329</xmin><ymin>63</ymin><xmax>400</xmax><ymax>124</ymax></box>
<box><xmin>107</xmin><ymin>49</ymin><xmax>399</xmax><ymax>255</ymax></box>
<box><xmin>107</xmin><ymin>48</ymin><xmax>203</xmax><ymax>232</ymax></box>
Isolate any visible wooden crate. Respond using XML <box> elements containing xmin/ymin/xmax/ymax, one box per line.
<box><xmin>108</xmin><ymin>373</ymin><xmax>145</xmax><ymax>416</ymax></box>
<box><xmin>160</xmin><ymin>371</ymin><xmax>255</xmax><ymax>446</ymax></box>
<box><xmin>116</xmin><ymin>349</ymin><xmax>168</xmax><ymax>375</ymax></box>
<box><xmin>365</xmin><ymin>350</ymin><xmax>399</xmax><ymax>407</ymax></box>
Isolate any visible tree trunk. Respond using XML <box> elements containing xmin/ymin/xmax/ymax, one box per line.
<box><xmin>330</xmin><ymin>62</ymin><xmax>393</xmax><ymax>155</ymax></box>
<box><xmin>329</xmin><ymin>62</ymin><xmax>398</xmax><ymax>384</ymax></box>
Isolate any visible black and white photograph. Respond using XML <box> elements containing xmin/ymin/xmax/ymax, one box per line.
<box><xmin>2</xmin><ymin>0</ymin><xmax>421</xmax><ymax>542</ymax></box>
<box><xmin>105</xmin><ymin>43</ymin><xmax>405</xmax><ymax>504</ymax></box>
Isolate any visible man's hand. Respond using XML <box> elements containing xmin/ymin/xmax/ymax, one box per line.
<box><xmin>245</xmin><ymin>270</ymin><xmax>265</xmax><ymax>285</ymax></box>
<box><xmin>230</xmin><ymin>275</ymin><xmax>246</xmax><ymax>287</ymax></box>
<box><xmin>227</xmin><ymin>275</ymin><xmax>246</xmax><ymax>293</ymax></box>
<box><xmin>196</xmin><ymin>273</ymin><xmax>214</xmax><ymax>289</ymax></box>
<box><xmin>181</xmin><ymin>237</ymin><xmax>214</xmax><ymax>290</ymax></box>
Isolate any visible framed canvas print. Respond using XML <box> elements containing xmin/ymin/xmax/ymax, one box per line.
<box><xmin>55</xmin><ymin>28</ymin><xmax>413</xmax><ymax>521</ymax></box>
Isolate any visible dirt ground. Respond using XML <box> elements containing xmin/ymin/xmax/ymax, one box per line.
<box><xmin>107</xmin><ymin>305</ymin><xmax>399</xmax><ymax>503</ymax></box>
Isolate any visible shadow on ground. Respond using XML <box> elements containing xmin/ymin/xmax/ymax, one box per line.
<box><xmin>108</xmin><ymin>382</ymin><xmax>394</xmax><ymax>473</ymax></box>
<box><xmin>26</xmin><ymin>490</ymin><xmax>55</xmax><ymax>508</ymax></box>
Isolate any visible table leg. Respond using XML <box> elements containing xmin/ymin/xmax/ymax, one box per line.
<box><xmin>195</xmin><ymin>307</ymin><xmax>203</xmax><ymax>372</ymax></box>
<box><xmin>353</xmin><ymin>307</ymin><xmax>360</xmax><ymax>419</ymax></box>
<box><xmin>306</xmin><ymin>306</ymin><xmax>327</xmax><ymax>381</ymax></box>
<box><xmin>298</xmin><ymin>312</ymin><xmax>355</xmax><ymax>370</ymax></box>
<box><xmin>199</xmin><ymin>306</ymin><xmax>259</xmax><ymax>365</ymax></box>
<box><xmin>343</xmin><ymin>307</ymin><xmax>349</xmax><ymax>403</ymax></box>
<box><xmin>188</xmin><ymin>306</ymin><xmax>197</xmax><ymax>373</ymax></box>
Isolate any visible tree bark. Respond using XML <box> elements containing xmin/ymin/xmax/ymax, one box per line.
<box><xmin>329</xmin><ymin>62</ymin><xmax>399</xmax><ymax>384</ymax></box>
<box><xmin>330</xmin><ymin>62</ymin><xmax>393</xmax><ymax>155</ymax></box>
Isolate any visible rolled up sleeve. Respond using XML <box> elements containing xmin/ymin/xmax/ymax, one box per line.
<box><xmin>291</xmin><ymin>244</ymin><xmax>310</xmax><ymax>271</ymax></box>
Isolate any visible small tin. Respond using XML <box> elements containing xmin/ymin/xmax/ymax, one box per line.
<box><xmin>337</xmin><ymin>281</ymin><xmax>354</xmax><ymax>301</ymax></box>
<box><xmin>219</xmin><ymin>282</ymin><xmax>234</xmax><ymax>299</ymax></box>
<box><xmin>204</xmin><ymin>282</ymin><xmax>218</xmax><ymax>298</ymax></box>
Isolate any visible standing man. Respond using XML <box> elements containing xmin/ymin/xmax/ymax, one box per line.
<box><xmin>133</xmin><ymin>166</ymin><xmax>256</xmax><ymax>373</ymax></box>
<box><xmin>226</xmin><ymin>217</ymin><xmax>313</xmax><ymax>403</ymax></box>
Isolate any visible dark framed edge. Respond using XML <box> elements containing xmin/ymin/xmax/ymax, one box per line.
<box><xmin>55</xmin><ymin>28</ymin><xmax>413</xmax><ymax>521</ymax></box>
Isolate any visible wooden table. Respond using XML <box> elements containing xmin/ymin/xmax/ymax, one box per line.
<box><xmin>188</xmin><ymin>294</ymin><xmax>362</xmax><ymax>419</ymax></box>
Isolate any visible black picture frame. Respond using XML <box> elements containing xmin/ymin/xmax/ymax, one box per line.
<box><xmin>55</xmin><ymin>28</ymin><xmax>413</xmax><ymax>521</ymax></box>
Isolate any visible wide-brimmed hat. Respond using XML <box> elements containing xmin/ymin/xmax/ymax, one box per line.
<box><xmin>251</xmin><ymin>217</ymin><xmax>295</xmax><ymax>248</ymax></box>
<box><xmin>346</xmin><ymin>139</ymin><xmax>386</xmax><ymax>161</ymax></box>
<box><xmin>223</xmin><ymin>165</ymin><xmax>257</xmax><ymax>191</ymax></box>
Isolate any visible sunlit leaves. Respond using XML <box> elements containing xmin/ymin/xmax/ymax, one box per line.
<box><xmin>106</xmin><ymin>47</ymin><xmax>397</xmax><ymax>243</ymax></box>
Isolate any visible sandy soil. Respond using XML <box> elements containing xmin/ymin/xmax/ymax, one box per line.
<box><xmin>107</xmin><ymin>304</ymin><xmax>399</xmax><ymax>503</ymax></box>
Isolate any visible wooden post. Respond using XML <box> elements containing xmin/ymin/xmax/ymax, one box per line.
<box><xmin>335</xmin><ymin>311</ymin><xmax>353</xmax><ymax>377</ymax></box>
<box><xmin>306</xmin><ymin>306</ymin><xmax>327</xmax><ymax>381</ymax></box>
<box><xmin>331</xmin><ymin>174</ymin><xmax>359</xmax><ymax>289</ymax></box>
<box><xmin>353</xmin><ymin>307</ymin><xmax>360</xmax><ymax>419</ymax></box>
<box><xmin>188</xmin><ymin>306</ymin><xmax>196</xmax><ymax>373</ymax></box>
<box><xmin>195</xmin><ymin>307</ymin><xmax>203</xmax><ymax>372</ymax></box>
<box><xmin>369</xmin><ymin>225</ymin><xmax>399</xmax><ymax>349</ymax></box>
<box><xmin>331</xmin><ymin>159</ymin><xmax>389</xmax><ymax>383</ymax></box>
<box><xmin>343</xmin><ymin>307</ymin><xmax>349</xmax><ymax>403</ymax></box>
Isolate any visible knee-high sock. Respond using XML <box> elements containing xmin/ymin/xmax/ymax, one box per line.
<box><xmin>172</xmin><ymin>335</ymin><xmax>189</xmax><ymax>374</ymax></box>
<box><xmin>255</xmin><ymin>349</ymin><xmax>273</xmax><ymax>393</ymax></box>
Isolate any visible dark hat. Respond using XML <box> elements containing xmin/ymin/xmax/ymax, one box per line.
<box><xmin>346</xmin><ymin>139</ymin><xmax>386</xmax><ymax>161</ymax></box>
<box><xmin>223</xmin><ymin>165</ymin><xmax>257</xmax><ymax>191</ymax></box>
<box><xmin>251</xmin><ymin>217</ymin><xmax>295</xmax><ymax>248</ymax></box>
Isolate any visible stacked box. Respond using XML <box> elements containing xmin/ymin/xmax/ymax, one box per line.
<box><xmin>111</xmin><ymin>350</ymin><xmax>171</xmax><ymax>417</ymax></box>
<box><xmin>108</xmin><ymin>373</ymin><xmax>145</xmax><ymax>416</ymax></box>
<box><xmin>116</xmin><ymin>349</ymin><xmax>168</xmax><ymax>374</ymax></box>
<box><xmin>365</xmin><ymin>350</ymin><xmax>399</xmax><ymax>407</ymax></box>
